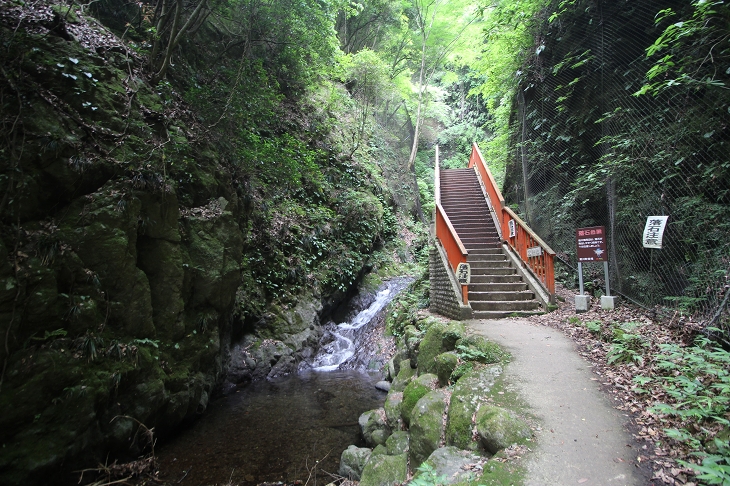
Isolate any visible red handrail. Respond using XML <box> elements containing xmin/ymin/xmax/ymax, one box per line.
<box><xmin>435</xmin><ymin>203</ymin><xmax>468</xmax><ymax>272</ymax></box>
<box><xmin>434</xmin><ymin>147</ymin><xmax>469</xmax><ymax>304</ymax></box>
<box><xmin>468</xmin><ymin>143</ymin><xmax>556</xmax><ymax>295</ymax></box>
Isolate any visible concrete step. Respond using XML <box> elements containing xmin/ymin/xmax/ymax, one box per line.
<box><xmin>466</xmin><ymin>255</ymin><xmax>508</xmax><ymax>263</ymax></box>
<box><xmin>468</xmin><ymin>274</ymin><xmax>524</xmax><ymax>283</ymax></box>
<box><xmin>468</xmin><ymin>290</ymin><xmax>534</xmax><ymax>301</ymax></box>
<box><xmin>468</xmin><ymin>281</ymin><xmax>529</xmax><ymax>291</ymax></box>
<box><xmin>460</xmin><ymin>236</ymin><xmax>500</xmax><ymax>243</ymax></box>
<box><xmin>467</xmin><ymin>253</ymin><xmax>509</xmax><ymax>262</ymax></box>
<box><xmin>468</xmin><ymin>248</ymin><xmax>504</xmax><ymax>255</ymax></box>
<box><xmin>455</xmin><ymin>227</ymin><xmax>494</xmax><ymax>235</ymax></box>
<box><xmin>472</xmin><ymin>310</ymin><xmax>545</xmax><ymax>319</ymax></box>
<box><xmin>452</xmin><ymin>223</ymin><xmax>497</xmax><ymax>231</ymax></box>
<box><xmin>470</xmin><ymin>300</ymin><xmax>540</xmax><ymax>312</ymax></box>
<box><xmin>467</xmin><ymin>267</ymin><xmax>516</xmax><ymax>276</ymax></box>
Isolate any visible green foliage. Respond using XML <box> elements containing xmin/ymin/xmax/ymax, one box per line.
<box><xmin>581</xmin><ymin>320</ymin><xmax>601</xmax><ymax>335</ymax></box>
<box><xmin>79</xmin><ymin>332</ymin><xmax>104</xmax><ymax>362</ymax></box>
<box><xmin>385</xmin><ymin>274</ymin><xmax>431</xmax><ymax>337</ymax></box>
<box><xmin>647</xmin><ymin>336</ymin><xmax>730</xmax><ymax>483</ymax></box>
<box><xmin>607</xmin><ymin>322</ymin><xmax>647</xmax><ymax>365</ymax></box>
<box><xmin>679</xmin><ymin>437</ymin><xmax>730</xmax><ymax>485</ymax></box>
<box><xmin>449</xmin><ymin>361</ymin><xmax>475</xmax><ymax>383</ymax></box>
<box><xmin>636</xmin><ymin>0</ymin><xmax>730</xmax><ymax>96</ymax></box>
<box><xmin>454</xmin><ymin>340</ymin><xmax>504</xmax><ymax>365</ymax></box>
<box><xmin>471</xmin><ymin>0</ymin><xmax>547</xmax><ymax>180</ymax></box>
<box><xmin>650</xmin><ymin>336</ymin><xmax>730</xmax><ymax>425</ymax></box>
<box><xmin>410</xmin><ymin>462</ymin><xmax>449</xmax><ymax>486</ymax></box>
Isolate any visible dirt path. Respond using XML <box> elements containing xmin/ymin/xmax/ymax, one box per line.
<box><xmin>469</xmin><ymin>318</ymin><xmax>649</xmax><ymax>486</ymax></box>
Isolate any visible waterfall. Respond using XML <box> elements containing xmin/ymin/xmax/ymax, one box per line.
<box><xmin>308</xmin><ymin>279</ymin><xmax>408</xmax><ymax>371</ymax></box>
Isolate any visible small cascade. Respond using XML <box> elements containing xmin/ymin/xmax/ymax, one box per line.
<box><xmin>308</xmin><ymin>278</ymin><xmax>409</xmax><ymax>371</ymax></box>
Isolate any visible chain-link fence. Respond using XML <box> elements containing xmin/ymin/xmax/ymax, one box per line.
<box><xmin>502</xmin><ymin>0</ymin><xmax>730</xmax><ymax>332</ymax></box>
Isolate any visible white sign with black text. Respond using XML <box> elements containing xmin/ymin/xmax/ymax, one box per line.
<box><xmin>642</xmin><ymin>216</ymin><xmax>669</xmax><ymax>249</ymax></box>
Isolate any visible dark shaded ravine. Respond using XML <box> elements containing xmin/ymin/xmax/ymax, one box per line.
<box><xmin>156</xmin><ymin>278</ymin><xmax>411</xmax><ymax>485</ymax></box>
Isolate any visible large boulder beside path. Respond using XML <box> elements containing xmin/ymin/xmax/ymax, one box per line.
<box><xmin>409</xmin><ymin>388</ymin><xmax>449</xmax><ymax>467</ymax></box>
<box><xmin>475</xmin><ymin>404</ymin><xmax>532</xmax><ymax>454</ymax></box>
<box><xmin>445</xmin><ymin>365</ymin><xmax>502</xmax><ymax>451</ymax></box>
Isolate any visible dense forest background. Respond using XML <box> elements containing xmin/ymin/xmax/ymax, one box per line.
<box><xmin>0</xmin><ymin>0</ymin><xmax>728</xmax><ymax>484</ymax></box>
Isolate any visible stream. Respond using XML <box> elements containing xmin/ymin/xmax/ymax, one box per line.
<box><xmin>156</xmin><ymin>279</ymin><xmax>409</xmax><ymax>485</ymax></box>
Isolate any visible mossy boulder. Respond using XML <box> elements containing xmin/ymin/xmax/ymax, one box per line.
<box><xmin>435</xmin><ymin>351</ymin><xmax>459</xmax><ymax>386</ymax></box>
<box><xmin>390</xmin><ymin>359</ymin><xmax>416</xmax><ymax>392</ymax></box>
<box><xmin>401</xmin><ymin>373</ymin><xmax>438</xmax><ymax>426</ymax></box>
<box><xmin>359</xmin><ymin>408</ymin><xmax>392</xmax><ymax>447</ymax></box>
<box><xmin>404</xmin><ymin>325</ymin><xmax>422</xmax><ymax>365</ymax></box>
<box><xmin>416</xmin><ymin>322</ymin><xmax>447</xmax><ymax>374</ymax></box>
<box><xmin>419</xmin><ymin>446</ymin><xmax>482</xmax><ymax>485</ymax></box>
<box><xmin>387</xmin><ymin>348</ymin><xmax>407</xmax><ymax>381</ymax></box>
<box><xmin>475</xmin><ymin>405</ymin><xmax>532</xmax><ymax>454</ymax></box>
<box><xmin>409</xmin><ymin>388</ymin><xmax>449</xmax><ymax>467</ymax></box>
<box><xmin>386</xmin><ymin>430</ymin><xmax>410</xmax><ymax>455</ymax></box>
<box><xmin>372</xmin><ymin>444</ymin><xmax>388</xmax><ymax>456</ymax></box>
<box><xmin>339</xmin><ymin>445</ymin><xmax>372</xmax><ymax>480</ymax></box>
<box><xmin>359</xmin><ymin>452</ymin><xmax>408</xmax><ymax>486</ymax></box>
<box><xmin>417</xmin><ymin>322</ymin><xmax>465</xmax><ymax>375</ymax></box>
<box><xmin>384</xmin><ymin>392</ymin><xmax>403</xmax><ymax>429</ymax></box>
<box><xmin>446</xmin><ymin>365</ymin><xmax>502</xmax><ymax>451</ymax></box>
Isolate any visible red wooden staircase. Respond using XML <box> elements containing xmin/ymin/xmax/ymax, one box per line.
<box><xmin>440</xmin><ymin>169</ymin><xmax>541</xmax><ymax>318</ymax></box>
<box><xmin>431</xmin><ymin>144</ymin><xmax>556</xmax><ymax>320</ymax></box>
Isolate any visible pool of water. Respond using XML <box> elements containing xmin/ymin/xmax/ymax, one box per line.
<box><xmin>156</xmin><ymin>370</ymin><xmax>386</xmax><ymax>485</ymax></box>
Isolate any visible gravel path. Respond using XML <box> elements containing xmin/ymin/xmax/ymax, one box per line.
<box><xmin>469</xmin><ymin>318</ymin><xmax>649</xmax><ymax>486</ymax></box>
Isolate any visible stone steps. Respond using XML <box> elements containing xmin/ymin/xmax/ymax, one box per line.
<box><xmin>437</xmin><ymin>168</ymin><xmax>542</xmax><ymax>318</ymax></box>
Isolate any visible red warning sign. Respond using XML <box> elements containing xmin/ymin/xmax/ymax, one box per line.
<box><xmin>576</xmin><ymin>226</ymin><xmax>607</xmax><ymax>262</ymax></box>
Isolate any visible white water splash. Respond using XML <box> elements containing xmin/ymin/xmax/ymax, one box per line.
<box><xmin>310</xmin><ymin>285</ymin><xmax>396</xmax><ymax>371</ymax></box>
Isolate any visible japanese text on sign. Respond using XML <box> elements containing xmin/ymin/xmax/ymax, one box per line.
<box><xmin>456</xmin><ymin>263</ymin><xmax>471</xmax><ymax>285</ymax></box>
<box><xmin>576</xmin><ymin>226</ymin><xmax>607</xmax><ymax>262</ymax></box>
<box><xmin>643</xmin><ymin>216</ymin><xmax>668</xmax><ymax>249</ymax></box>
<box><xmin>508</xmin><ymin>219</ymin><xmax>516</xmax><ymax>238</ymax></box>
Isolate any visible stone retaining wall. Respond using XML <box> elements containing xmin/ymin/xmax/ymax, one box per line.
<box><xmin>429</xmin><ymin>244</ymin><xmax>472</xmax><ymax>320</ymax></box>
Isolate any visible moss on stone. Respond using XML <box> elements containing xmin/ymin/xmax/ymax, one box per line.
<box><xmin>445</xmin><ymin>365</ymin><xmax>502</xmax><ymax>452</ymax></box>
<box><xmin>386</xmin><ymin>430</ymin><xmax>409</xmax><ymax>455</ymax></box>
<box><xmin>443</xmin><ymin>322</ymin><xmax>466</xmax><ymax>349</ymax></box>
<box><xmin>339</xmin><ymin>445</ymin><xmax>371</xmax><ymax>481</ymax></box>
<box><xmin>419</xmin><ymin>446</ymin><xmax>482</xmax><ymax>484</ymax></box>
<box><xmin>408</xmin><ymin>389</ymin><xmax>449</xmax><ymax>467</ymax></box>
<box><xmin>417</xmin><ymin>322</ymin><xmax>447</xmax><ymax>374</ymax></box>
<box><xmin>359</xmin><ymin>408</ymin><xmax>392</xmax><ymax>447</ymax></box>
<box><xmin>384</xmin><ymin>391</ymin><xmax>403</xmax><ymax>429</ymax></box>
<box><xmin>455</xmin><ymin>335</ymin><xmax>507</xmax><ymax>365</ymax></box>
<box><xmin>401</xmin><ymin>373</ymin><xmax>437</xmax><ymax>426</ymax></box>
<box><xmin>475</xmin><ymin>405</ymin><xmax>532</xmax><ymax>454</ymax></box>
<box><xmin>359</xmin><ymin>452</ymin><xmax>408</xmax><ymax>486</ymax></box>
<box><xmin>435</xmin><ymin>351</ymin><xmax>459</xmax><ymax>386</ymax></box>
<box><xmin>390</xmin><ymin>359</ymin><xmax>416</xmax><ymax>392</ymax></box>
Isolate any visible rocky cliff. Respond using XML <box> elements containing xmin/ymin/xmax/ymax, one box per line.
<box><xmin>0</xmin><ymin>2</ymin><xmax>392</xmax><ymax>483</ymax></box>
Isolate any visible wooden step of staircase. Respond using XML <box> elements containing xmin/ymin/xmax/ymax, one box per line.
<box><xmin>440</xmin><ymin>168</ymin><xmax>543</xmax><ymax>318</ymax></box>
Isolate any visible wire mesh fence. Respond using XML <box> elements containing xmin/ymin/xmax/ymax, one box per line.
<box><xmin>501</xmin><ymin>0</ymin><xmax>730</xmax><ymax>333</ymax></box>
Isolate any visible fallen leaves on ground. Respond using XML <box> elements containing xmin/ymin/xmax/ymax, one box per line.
<box><xmin>523</xmin><ymin>284</ymin><xmax>709</xmax><ymax>485</ymax></box>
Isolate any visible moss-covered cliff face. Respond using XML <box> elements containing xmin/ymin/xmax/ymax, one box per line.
<box><xmin>0</xmin><ymin>2</ymin><xmax>400</xmax><ymax>484</ymax></box>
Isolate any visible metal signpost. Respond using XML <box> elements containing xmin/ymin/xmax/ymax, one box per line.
<box><xmin>575</xmin><ymin>226</ymin><xmax>615</xmax><ymax>311</ymax></box>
